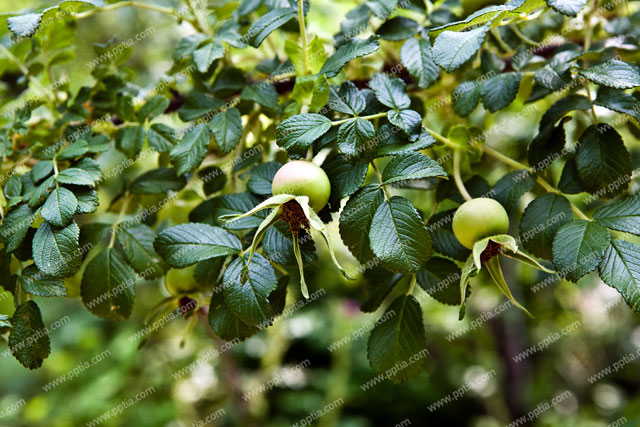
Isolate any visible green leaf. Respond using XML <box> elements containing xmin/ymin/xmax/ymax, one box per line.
<box><xmin>580</xmin><ymin>59</ymin><xmax>640</xmax><ymax>89</ymax></box>
<box><xmin>130</xmin><ymin>168</ymin><xmax>187</xmax><ymax>194</ymax></box>
<box><xmin>452</xmin><ymin>81</ymin><xmax>481</xmax><ymax>117</ymax></box>
<box><xmin>147</xmin><ymin>123</ymin><xmax>177</xmax><ymax>152</ymax></box>
<box><xmin>32</xmin><ymin>161</ymin><xmax>54</xmax><ymax>183</ymax></box>
<box><xmin>154</xmin><ymin>223</ymin><xmax>242</xmax><ymax>268</ymax></box>
<box><xmin>248</xmin><ymin>7</ymin><xmax>297</xmax><ymax>47</ymax></box>
<box><xmin>428</xmin><ymin>209</ymin><xmax>471</xmax><ymax>262</ymax></box>
<box><xmin>387</xmin><ymin>110</ymin><xmax>422</xmax><ymax>140</ymax></box>
<box><xmin>115</xmin><ymin>125</ymin><xmax>145</xmax><ymax>158</ymax></box>
<box><xmin>400</xmin><ymin>38</ymin><xmax>440</xmax><ymax>89</ymax></box>
<box><xmin>528</xmin><ymin>117</ymin><xmax>568</xmax><ymax>170</ymax></box>
<box><xmin>222</xmin><ymin>253</ymin><xmax>278</xmax><ymax>327</ymax></box>
<box><xmin>552</xmin><ymin>220</ymin><xmax>611</xmax><ymax>282</ymax></box>
<box><xmin>546</xmin><ymin>0</ymin><xmax>587</xmax><ymax>15</ymax></box>
<box><xmin>0</xmin><ymin>205</ymin><xmax>35</xmax><ymax>253</ymax></box>
<box><xmin>376</xmin><ymin>125</ymin><xmax>436</xmax><ymax>157</ymax></box>
<box><xmin>432</xmin><ymin>25</ymin><xmax>490</xmax><ymax>73</ymax></box>
<box><xmin>381</xmin><ymin>152</ymin><xmax>447</xmax><ymax>185</ymax></box>
<box><xmin>519</xmin><ymin>194</ymin><xmax>573</xmax><ymax>260</ymax></box>
<box><xmin>9</xmin><ymin>301</ymin><xmax>51</xmax><ymax>370</ymax></box>
<box><xmin>328</xmin><ymin>81</ymin><xmax>366</xmax><ymax>115</ymax></box>
<box><xmin>247</xmin><ymin>161</ymin><xmax>281</xmax><ymax>196</ymax></box>
<box><xmin>369</xmin><ymin>196</ymin><xmax>432</xmax><ymax>274</ymax></box>
<box><xmin>190</xmin><ymin>193</ymin><xmax>268</xmax><ymax>230</ymax></box>
<box><xmin>337</xmin><ymin>118</ymin><xmax>376</xmax><ymax>158</ymax></box>
<box><xmin>367</xmin><ymin>295</ymin><xmax>427</xmax><ymax>383</ymax></box>
<box><xmin>138</xmin><ymin>95</ymin><xmax>169</xmax><ymax>122</ymax></box>
<box><xmin>241</xmin><ymin>82</ymin><xmax>279</xmax><ymax>110</ymax></box>
<box><xmin>56</xmin><ymin>168</ymin><xmax>95</xmax><ymax>187</ymax></box>
<box><xmin>376</xmin><ymin>16</ymin><xmax>419</xmax><ymax>41</ymax></box>
<box><xmin>276</xmin><ymin>114</ymin><xmax>332</xmax><ymax>158</ymax></box>
<box><xmin>417</xmin><ymin>257</ymin><xmax>463</xmax><ymax>305</ymax></box>
<box><xmin>41</xmin><ymin>187</ymin><xmax>77</xmax><ymax>227</ymax></box>
<box><xmin>599</xmin><ymin>239</ymin><xmax>640</xmax><ymax>316</ymax></box>
<box><xmin>594</xmin><ymin>195</ymin><xmax>640</xmax><ymax>235</ymax></box>
<box><xmin>74</xmin><ymin>158</ymin><xmax>102</xmax><ymax>183</ymax></box>
<box><xmin>116</xmin><ymin>224</ymin><xmax>166</xmax><ymax>279</ymax></box>
<box><xmin>320</xmin><ymin>36</ymin><xmax>380</xmax><ymax>78</ymax></box>
<box><xmin>575</xmin><ymin>124</ymin><xmax>632</xmax><ymax>199</ymax></box>
<box><xmin>199</xmin><ymin>166</ymin><xmax>227</xmax><ymax>195</ymax></box>
<box><xmin>179</xmin><ymin>93</ymin><xmax>223</xmax><ymax>121</ymax></box>
<box><xmin>170</xmin><ymin>124</ymin><xmax>211</xmax><ymax>175</ymax></box>
<box><xmin>19</xmin><ymin>265</ymin><xmax>67</xmax><ymax>297</ymax></box>
<box><xmin>28</xmin><ymin>176</ymin><xmax>56</xmax><ymax>208</ymax></box>
<box><xmin>173</xmin><ymin>33</ymin><xmax>209</xmax><ymax>61</ymax></box>
<box><xmin>57</xmin><ymin>140</ymin><xmax>88</xmax><ymax>160</ymax></box>
<box><xmin>361</xmin><ymin>267</ymin><xmax>403</xmax><ymax>313</ymax></box>
<box><xmin>75</xmin><ymin>189</ymin><xmax>99</xmax><ymax>214</ymax></box>
<box><xmin>429</xmin><ymin>6</ymin><xmax>507</xmax><ymax>37</ymax></box>
<box><xmin>284</xmin><ymin>39</ymin><xmax>305</xmax><ymax>75</ymax></box>
<box><xmin>210</xmin><ymin>108</ymin><xmax>243</xmax><ymax>153</ymax></box>
<box><xmin>558</xmin><ymin>158</ymin><xmax>584</xmax><ymax>194</ymax></box>
<box><xmin>594</xmin><ymin>87</ymin><xmax>640</xmax><ymax>124</ymax></box>
<box><xmin>491</xmin><ymin>170</ymin><xmax>536</xmax><ymax>211</ymax></box>
<box><xmin>81</xmin><ymin>246</ymin><xmax>137</xmax><ymax>321</ymax></box>
<box><xmin>340</xmin><ymin>185</ymin><xmax>385</xmax><ymax>264</ymax></box>
<box><xmin>193</xmin><ymin>39</ymin><xmax>225</xmax><ymax>73</ymax></box>
<box><xmin>32</xmin><ymin>221</ymin><xmax>81</xmax><ymax>279</ymax></box>
<box><xmin>321</xmin><ymin>155</ymin><xmax>369</xmax><ymax>211</ymax></box>
<box><xmin>537</xmin><ymin>95</ymin><xmax>592</xmax><ymax>136</ymax></box>
<box><xmin>263</xmin><ymin>223</ymin><xmax>315</xmax><ymax>266</ymax></box>
<box><xmin>369</xmin><ymin>73</ymin><xmax>411</xmax><ymax>110</ymax></box>
<box><xmin>480</xmin><ymin>72</ymin><xmax>522</xmax><ymax>113</ymax></box>
<box><xmin>209</xmin><ymin>289</ymin><xmax>258</xmax><ymax>341</ymax></box>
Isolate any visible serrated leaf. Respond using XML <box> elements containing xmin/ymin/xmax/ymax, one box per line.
<box><xmin>32</xmin><ymin>222</ymin><xmax>81</xmax><ymax>279</ymax></box>
<box><xmin>154</xmin><ymin>223</ymin><xmax>242</xmax><ymax>268</ymax></box>
<box><xmin>376</xmin><ymin>126</ymin><xmax>436</xmax><ymax>157</ymax></box>
<box><xmin>209</xmin><ymin>289</ymin><xmax>258</xmax><ymax>341</ymax></box>
<box><xmin>56</xmin><ymin>168</ymin><xmax>95</xmax><ymax>187</ymax></box>
<box><xmin>369</xmin><ymin>73</ymin><xmax>411</xmax><ymax>110</ymax></box>
<box><xmin>320</xmin><ymin>36</ymin><xmax>380</xmax><ymax>78</ymax></box>
<box><xmin>0</xmin><ymin>205</ymin><xmax>35</xmax><ymax>253</ymax></box>
<box><xmin>170</xmin><ymin>124</ymin><xmax>211</xmax><ymax>175</ymax></box>
<box><xmin>241</xmin><ymin>82</ymin><xmax>279</xmax><ymax>109</ymax></box>
<box><xmin>222</xmin><ymin>253</ymin><xmax>277</xmax><ymax>327</ymax></box>
<box><xmin>452</xmin><ymin>81</ymin><xmax>481</xmax><ymax>117</ymax></box>
<box><xmin>594</xmin><ymin>87</ymin><xmax>640</xmax><ymax>124</ymax></box>
<box><xmin>340</xmin><ymin>185</ymin><xmax>385</xmax><ymax>264</ymax></box>
<box><xmin>130</xmin><ymin>168</ymin><xmax>186</xmax><ymax>194</ymax></box>
<box><xmin>552</xmin><ymin>220</ymin><xmax>611</xmax><ymax>282</ymax></box>
<box><xmin>432</xmin><ymin>25</ymin><xmax>490</xmax><ymax>73</ymax></box>
<box><xmin>75</xmin><ymin>189</ymin><xmax>99</xmax><ymax>214</ymax></box>
<box><xmin>528</xmin><ymin>118</ymin><xmax>568</xmax><ymax>170</ymax></box>
<box><xmin>19</xmin><ymin>265</ymin><xmax>67</xmax><ymax>297</ymax></box>
<box><xmin>546</xmin><ymin>0</ymin><xmax>587</xmax><ymax>15</ymax></box>
<box><xmin>173</xmin><ymin>33</ymin><xmax>209</xmax><ymax>61</ymax></box>
<box><xmin>248</xmin><ymin>7</ymin><xmax>297</xmax><ymax>47</ymax></box>
<box><xmin>599</xmin><ymin>239</ymin><xmax>640</xmax><ymax>315</ymax></box>
<box><xmin>199</xmin><ymin>166</ymin><xmax>227</xmax><ymax>195</ymax></box>
<box><xmin>9</xmin><ymin>301</ymin><xmax>50</xmax><ymax>370</ymax></box>
<box><xmin>417</xmin><ymin>257</ymin><xmax>463</xmax><ymax>305</ymax></box>
<box><xmin>337</xmin><ymin>118</ymin><xmax>376</xmax><ymax>158</ymax></box>
<box><xmin>376</xmin><ymin>16</ymin><xmax>419</xmax><ymax>41</ymax></box>
<box><xmin>7</xmin><ymin>13</ymin><xmax>42</xmax><ymax>38</ymax></box>
<box><xmin>210</xmin><ymin>107</ymin><xmax>242</xmax><ymax>153</ymax></box>
<box><xmin>41</xmin><ymin>187</ymin><xmax>77</xmax><ymax>227</ymax></box>
<box><xmin>276</xmin><ymin>114</ymin><xmax>332</xmax><ymax>158</ymax></box>
<box><xmin>116</xmin><ymin>224</ymin><xmax>166</xmax><ymax>279</ymax></box>
<box><xmin>491</xmin><ymin>169</ymin><xmax>536</xmax><ymax>211</ymax></box>
<box><xmin>519</xmin><ymin>194</ymin><xmax>573</xmax><ymax>260</ymax></box>
<box><xmin>428</xmin><ymin>209</ymin><xmax>471</xmax><ymax>262</ymax></box>
<box><xmin>81</xmin><ymin>246</ymin><xmax>136</xmax><ymax>320</ymax></box>
<box><xmin>575</xmin><ymin>124</ymin><xmax>632</xmax><ymax>199</ymax></box>
<box><xmin>193</xmin><ymin>40</ymin><xmax>225</xmax><ymax>73</ymax></box>
<box><xmin>147</xmin><ymin>123</ymin><xmax>177</xmax><ymax>152</ymax></box>
<box><xmin>57</xmin><ymin>140</ymin><xmax>88</xmax><ymax>160</ymax></box>
<box><xmin>321</xmin><ymin>155</ymin><xmax>369</xmax><ymax>212</ymax></box>
<box><xmin>400</xmin><ymin>38</ymin><xmax>440</xmax><ymax>89</ymax></box>
<box><xmin>580</xmin><ymin>59</ymin><xmax>640</xmax><ymax>89</ymax></box>
<box><xmin>190</xmin><ymin>193</ymin><xmax>268</xmax><ymax>230</ymax></box>
<box><xmin>381</xmin><ymin>152</ymin><xmax>447</xmax><ymax>185</ymax></box>
<box><xmin>247</xmin><ymin>161</ymin><xmax>281</xmax><ymax>196</ymax></box>
<box><xmin>480</xmin><ymin>72</ymin><xmax>522</xmax><ymax>113</ymax></box>
<box><xmin>369</xmin><ymin>196</ymin><xmax>432</xmax><ymax>274</ymax></box>
<box><xmin>367</xmin><ymin>295</ymin><xmax>427</xmax><ymax>383</ymax></box>
<box><xmin>263</xmin><ymin>223</ymin><xmax>315</xmax><ymax>266</ymax></box>
<box><xmin>328</xmin><ymin>81</ymin><xmax>366</xmax><ymax>115</ymax></box>
<box><xmin>594</xmin><ymin>195</ymin><xmax>640</xmax><ymax>235</ymax></box>
<box><xmin>387</xmin><ymin>110</ymin><xmax>422</xmax><ymax>140</ymax></box>
<box><xmin>115</xmin><ymin>125</ymin><xmax>145</xmax><ymax>158</ymax></box>
<box><xmin>138</xmin><ymin>95</ymin><xmax>169</xmax><ymax>122</ymax></box>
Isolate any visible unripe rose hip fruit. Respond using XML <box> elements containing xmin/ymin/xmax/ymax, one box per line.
<box><xmin>452</xmin><ymin>198</ymin><xmax>509</xmax><ymax>249</ymax></box>
<box><xmin>271</xmin><ymin>160</ymin><xmax>331</xmax><ymax>211</ymax></box>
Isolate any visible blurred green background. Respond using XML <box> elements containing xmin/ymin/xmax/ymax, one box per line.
<box><xmin>1</xmin><ymin>1</ymin><xmax>640</xmax><ymax>426</ymax></box>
